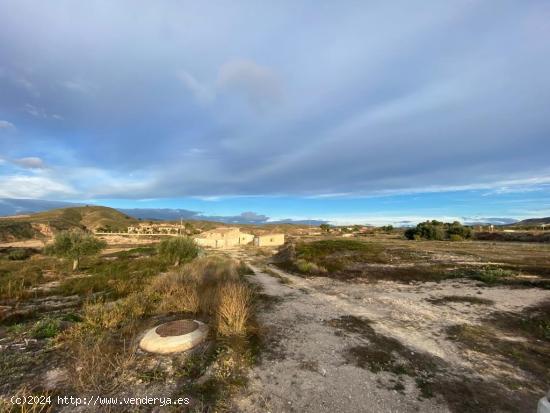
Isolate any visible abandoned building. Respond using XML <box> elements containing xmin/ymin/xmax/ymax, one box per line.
<box><xmin>193</xmin><ymin>228</ymin><xmax>254</xmax><ymax>248</ymax></box>
<box><xmin>253</xmin><ymin>233</ymin><xmax>285</xmax><ymax>247</ymax></box>
<box><xmin>193</xmin><ymin>227</ymin><xmax>285</xmax><ymax>249</ymax></box>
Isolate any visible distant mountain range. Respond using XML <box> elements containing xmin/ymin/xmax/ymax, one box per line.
<box><xmin>509</xmin><ymin>217</ymin><xmax>550</xmax><ymax>226</ymax></box>
<box><xmin>3</xmin><ymin>198</ymin><xmax>547</xmax><ymax>227</ymax></box>
<box><xmin>463</xmin><ymin>217</ymin><xmax>519</xmax><ymax>226</ymax></box>
<box><xmin>0</xmin><ymin>198</ymin><xmax>326</xmax><ymax>226</ymax></box>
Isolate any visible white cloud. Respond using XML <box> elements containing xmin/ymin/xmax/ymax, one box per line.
<box><xmin>62</xmin><ymin>79</ymin><xmax>91</xmax><ymax>93</ymax></box>
<box><xmin>0</xmin><ymin>175</ymin><xmax>74</xmax><ymax>198</ymax></box>
<box><xmin>0</xmin><ymin>120</ymin><xmax>15</xmax><ymax>130</ymax></box>
<box><xmin>13</xmin><ymin>157</ymin><xmax>46</xmax><ymax>169</ymax></box>
<box><xmin>23</xmin><ymin>104</ymin><xmax>63</xmax><ymax>120</ymax></box>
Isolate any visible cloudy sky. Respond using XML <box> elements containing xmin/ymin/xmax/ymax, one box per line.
<box><xmin>1</xmin><ymin>0</ymin><xmax>549</xmax><ymax>224</ymax></box>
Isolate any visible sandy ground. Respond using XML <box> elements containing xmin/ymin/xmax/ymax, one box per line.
<box><xmin>0</xmin><ymin>239</ymin><xmax>45</xmax><ymax>248</ymax></box>
<box><xmin>229</xmin><ymin>250</ymin><xmax>549</xmax><ymax>413</ymax></box>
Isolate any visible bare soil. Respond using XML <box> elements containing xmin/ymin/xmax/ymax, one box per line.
<box><xmin>230</xmin><ymin>248</ymin><xmax>549</xmax><ymax>413</ymax></box>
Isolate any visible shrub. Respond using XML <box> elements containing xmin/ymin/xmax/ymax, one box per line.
<box><xmin>217</xmin><ymin>282</ymin><xmax>253</xmax><ymax>336</ymax></box>
<box><xmin>471</xmin><ymin>266</ymin><xmax>514</xmax><ymax>284</ymax></box>
<box><xmin>82</xmin><ymin>300</ymin><xmax>126</xmax><ymax>330</ymax></box>
<box><xmin>296</xmin><ymin>259</ymin><xmax>325</xmax><ymax>274</ymax></box>
<box><xmin>158</xmin><ymin>236</ymin><xmax>199</xmax><ymax>266</ymax></box>
<box><xmin>404</xmin><ymin>221</ymin><xmax>471</xmax><ymax>241</ymax></box>
<box><xmin>449</xmin><ymin>234</ymin><xmax>463</xmax><ymax>242</ymax></box>
<box><xmin>44</xmin><ymin>229</ymin><xmax>106</xmax><ymax>270</ymax></box>
<box><xmin>70</xmin><ymin>333</ymin><xmax>136</xmax><ymax>393</ymax></box>
<box><xmin>149</xmin><ymin>272</ymin><xmax>200</xmax><ymax>314</ymax></box>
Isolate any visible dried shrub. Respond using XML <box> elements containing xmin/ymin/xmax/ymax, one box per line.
<box><xmin>217</xmin><ymin>282</ymin><xmax>253</xmax><ymax>336</ymax></box>
<box><xmin>70</xmin><ymin>334</ymin><xmax>136</xmax><ymax>393</ymax></box>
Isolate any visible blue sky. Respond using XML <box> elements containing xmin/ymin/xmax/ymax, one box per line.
<box><xmin>1</xmin><ymin>1</ymin><xmax>549</xmax><ymax>224</ymax></box>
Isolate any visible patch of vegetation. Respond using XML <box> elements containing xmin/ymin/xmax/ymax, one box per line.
<box><xmin>157</xmin><ymin>236</ymin><xmax>199</xmax><ymax>266</ymax></box>
<box><xmin>298</xmin><ymin>239</ymin><xmax>383</xmax><ymax>260</ymax></box>
<box><xmin>468</xmin><ymin>266</ymin><xmax>514</xmax><ymax>284</ymax></box>
<box><xmin>446</xmin><ymin>322</ymin><xmax>549</xmax><ymax>386</ymax></box>
<box><xmin>54</xmin><ymin>254</ymin><xmax>168</xmax><ymax>298</ymax></box>
<box><xmin>404</xmin><ymin>220</ymin><xmax>472</xmax><ymax>241</ymax></box>
<box><xmin>111</xmin><ymin>246</ymin><xmax>157</xmax><ymax>259</ymax></box>
<box><xmin>327</xmin><ymin>316</ymin><xmax>435</xmax><ymax>377</ymax></box>
<box><xmin>30</xmin><ymin>205</ymin><xmax>138</xmax><ymax>233</ymax></box>
<box><xmin>0</xmin><ymin>345</ymin><xmax>47</xmax><ymax>390</ymax></box>
<box><xmin>0</xmin><ymin>256</ymin><xmax>70</xmax><ymax>301</ymax></box>
<box><xmin>0</xmin><ymin>220</ymin><xmax>36</xmax><ymax>242</ymax></box>
<box><xmin>490</xmin><ymin>300</ymin><xmax>550</xmax><ymax>342</ymax></box>
<box><xmin>327</xmin><ymin>315</ymin><xmax>537</xmax><ymax>412</ymax></box>
<box><xmin>276</xmin><ymin>239</ymin><xmax>385</xmax><ymax>277</ymax></box>
<box><xmin>474</xmin><ymin>231</ymin><xmax>550</xmax><ymax>243</ymax></box>
<box><xmin>427</xmin><ymin>295</ymin><xmax>495</xmax><ymax>306</ymax></box>
<box><xmin>449</xmin><ymin>265</ymin><xmax>550</xmax><ymax>288</ymax></box>
<box><xmin>6</xmin><ymin>248</ymin><xmax>36</xmax><ymax>261</ymax></box>
<box><xmin>295</xmin><ymin>259</ymin><xmax>326</xmax><ymax>274</ymax></box>
<box><xmin>32</xmin><ymin>317</ymin><xmax>62</xmax><ymax>339</ymax></box>
<box><xmin>54</xmin><ymin>256</ymin><xmax>259</xmax><ymax>408</ymax></box>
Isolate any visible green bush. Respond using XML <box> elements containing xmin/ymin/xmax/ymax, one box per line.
<box><xmin>158</xmin><ymin>236</ymin><xmax>199</xmax><ymax>266</ymax></box>
<box><xmin>32</xmin><ymin>318</ymin><xmax>61</xmax><ymax>339</ymax></box>
<box><xmin>404</xmin><ymin>221</ymin><xmax>471</xmax><ymax>241</ymax></box>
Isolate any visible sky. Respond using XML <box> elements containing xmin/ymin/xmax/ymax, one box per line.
<box><xmin>0</xmin><ymin>0</ymin><xmax>549</xmax><ymax>225</ymax></box>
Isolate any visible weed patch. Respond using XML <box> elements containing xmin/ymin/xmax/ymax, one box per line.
<box><xmin>327</xmin><ymin>315</ymin><xmax>536</xmax><ymax>412</ymax></box>
<box><xmin>32</xmin><ymin>317</ymin><xmax>62</xmax><ymax>339</ymax></box>
<box><xmin>427</xmin><ymin>295</ymin><xmax>494</xmax><ymax>306</ymax></box>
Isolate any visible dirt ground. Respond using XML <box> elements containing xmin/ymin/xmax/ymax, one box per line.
<box><xmin>228</xmin><ymin>248</ymin><xmax>549</xmax><ymax>413</ymax></box>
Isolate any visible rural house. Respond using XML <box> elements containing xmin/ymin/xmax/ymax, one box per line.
<box><xmin>193</xmin><ymin>227</ymin><xmax>254</xmax><ymax>248</ymax></box>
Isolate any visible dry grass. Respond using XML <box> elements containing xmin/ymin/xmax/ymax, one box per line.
<box><xmin>217</xmin><ymin>282</ymin><xmax>253</xmax><ymax>336</ymax></box>
<box><xmin>81</xmin><ymin>299</ymin><xmax>126</xmax><ymax>330</ymax></box>
<box><xmin>149</xmin><ymin>272</ymin><xmax>200</xmax><ymax>314</ymax></box>
<box><xmin>70</xmin><ymin>334</ymin><xmax>136</xmax><ymax>393</ymax></box>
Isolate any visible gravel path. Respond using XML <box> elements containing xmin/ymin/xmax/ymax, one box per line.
<box><xmin>235</xmin><ymin>261</ymin><xmax>449</xmax><ymax>413</ymax></box>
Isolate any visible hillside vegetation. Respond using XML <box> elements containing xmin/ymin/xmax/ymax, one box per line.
<box><xmin>30</xmin><ymin>206</ymin><xmax>137</xmax><ymax>231</ymax></box>
<box><xmin>0</xmin><ymin>206</ymin><xmax>137</xmax><ymax>242</ymax></box>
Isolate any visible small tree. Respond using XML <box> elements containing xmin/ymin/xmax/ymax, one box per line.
<box><xmin>320</xmin><ymin>224</ymin><xmax>331</xmax><ymax>233</ymax></box>
<box><xmin>158</xmin><ymin>236</ymin><xmax>199</xmax><ymax>266</ymax></box>
<box><xmin>45</xmin><ymin>230</ymin><xmax>106</xmax><ymax>271</ymax></box>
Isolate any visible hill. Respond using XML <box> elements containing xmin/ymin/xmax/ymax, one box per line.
<box><xmin>0</xmin><ymin>206</ymin><xmax>138</xmax><ymax>242</ymax></box>
<box><xmin>510</xmin><ymin>217</ymin><xmax>550</xmax><ymax>227</ymax></box>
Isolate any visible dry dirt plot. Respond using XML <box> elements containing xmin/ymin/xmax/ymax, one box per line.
<box><xmin>231</xmin><ymin>240</ymin><xmax>549</xmax><ymax>413</ymax></box>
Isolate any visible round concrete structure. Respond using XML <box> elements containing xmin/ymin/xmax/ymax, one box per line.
<box><xmin>139</xmin><ymin>319</ymin><xmax>209</xmax><ymax>354</ymax></box>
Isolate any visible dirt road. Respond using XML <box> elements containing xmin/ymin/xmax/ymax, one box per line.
<box><xmin>231</xmin><ymin>251</ymin><xmax>549</xmax><ymax>413</ymax></box>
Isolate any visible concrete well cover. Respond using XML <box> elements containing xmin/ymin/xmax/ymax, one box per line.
<box><xmin>139</xmin><ymin>319</ymin><xmax>209</xmax><ymax>354</ymax></box>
